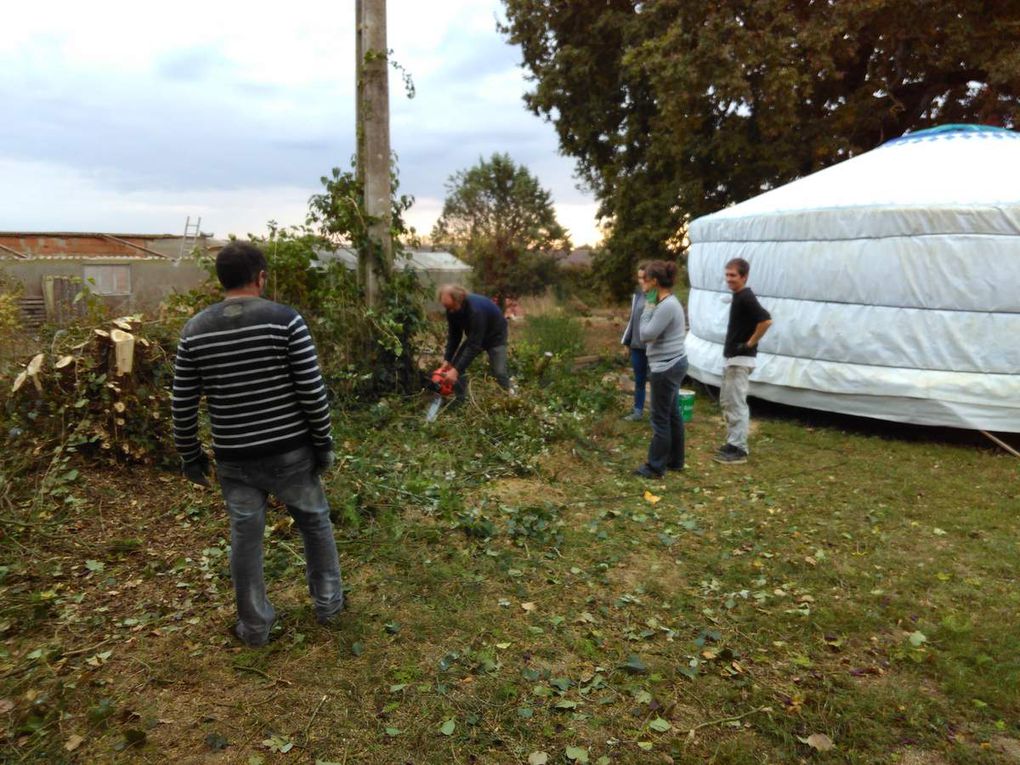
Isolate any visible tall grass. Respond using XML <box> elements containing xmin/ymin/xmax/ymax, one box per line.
<box><xmin>520</xmin><ymin>312</ymin><xmax>586</xmax><ymax>359</ymax></box>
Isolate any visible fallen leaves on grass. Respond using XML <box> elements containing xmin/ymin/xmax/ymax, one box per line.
<box><xmin>262</xmin><ymin>734</ymin><xmax>294</xmax><ymax>753</ymax></box>
<box><xmin>204</xmin><ymin>733</ymin><xmax>228</xmax><ymax>751</ymax></box>
<box><xmin>621</xmin><ymin>654</ymin><xmax>648</xmax><ymax>674</ymax></box>
<box><xmin>800</xmin><ymin>732</ymin><xmax>835</xmax><ymax>752</ymax></box>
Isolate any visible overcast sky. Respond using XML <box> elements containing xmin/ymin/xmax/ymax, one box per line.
<box><xmin>0</xmin><ymin>1</ymin><xmax>602</xmax><ymax>245</ymax></box>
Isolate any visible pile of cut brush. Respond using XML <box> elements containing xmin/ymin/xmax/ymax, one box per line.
<box><xmin>3</xmin><ymin>315</ymin><xmax>178</xmax><ymax>470</ymax></box>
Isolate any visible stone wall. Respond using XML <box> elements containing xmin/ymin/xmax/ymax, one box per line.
<box><xmin>1</xmin><ymin>258</ymin><xmax>209</xmax><ymax>316</ymax></box>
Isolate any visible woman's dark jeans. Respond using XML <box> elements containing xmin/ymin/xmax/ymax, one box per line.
<box><xmin>646</xmin><ymin>355</ymin><xmax>688</xmax><ymax>474</ymax></box>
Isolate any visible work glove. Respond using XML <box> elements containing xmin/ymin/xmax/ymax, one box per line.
<box><xmin>182</xmin><ymin>453</ymin><xmax>212</xmax><ymax>487</ymax></box>
<box><xmin>313</xmin><ymin>449</ymin><xmax>336</xmax><ymax>476</ymax></box>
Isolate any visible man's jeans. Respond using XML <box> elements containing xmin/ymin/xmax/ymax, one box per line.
<box><xmin>720</xmin><ymin>365</ymin><xmax>752</xmax><ymax>453</ymax></box>
<box><xmin>456</xmin><ymin>344</ymin><xmax>511</xmax><ymax>396</ymax></box>
<box><xmin>630</xmin><ymin>347</ymin><xmax>649</xmax><ymax>413</ymax></box>
<box><xmin>647</xmin><ymin>355</ymin><xmax>688</xmax><ymax>473</ymax></box>
<box><xmin>487</xmin><ymin>345</ymin><xmax>511</xmax><ymax>390</ymax></box>
<box><xmin>217</xmin><ymin>446</ymin><xmax>344</xmax><ymax>645</ymax></box>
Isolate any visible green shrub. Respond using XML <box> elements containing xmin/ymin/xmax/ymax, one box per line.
<box><xmin>519</xmin><ymin>313</ymin><xmax>586</xmax><ymax>359</ymax></box>
<box><xmin>553</xmin><ymin>265</ymin><xmax>609</xmax><ymax>306</ymax></box>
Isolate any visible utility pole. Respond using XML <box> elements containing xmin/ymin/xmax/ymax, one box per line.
<box><xmin>355</xmin><ymin>0</ymin><xmax>392</xmax><ymax>307</ymax></box>
<box><xmin>355</xmin><ymin>0</ymin><xmax>364</xmax><ymax>188</ymax></box>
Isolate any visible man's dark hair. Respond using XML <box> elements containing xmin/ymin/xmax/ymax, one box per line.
<box><xmin>216</xmin><ymin>242</ymin><xmax>268</xmax><ymax>290</ymax></box>
<box><xmin>725</xmin><ymin>257</ymin><xmax>750</xmax><ymax>278</ymax></box>
<box><xmin>645</xmin><ymin>260</ymin><xmax>678</xmax><ymax>288</ymax></box>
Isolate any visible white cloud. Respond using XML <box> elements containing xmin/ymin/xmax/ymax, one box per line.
<box><xmin>554</xmin><ymin>203</ymin><xmax>604</xmax><ymax>247</ymax></box>
<box><xmin>1</xmin><ymin>0</ymin><xmax>601</xmax><ymax>243</ymax></box>
<box><xmin>0</xmin><ymin>158</ymin><xmax>312</xmax><ymax>237</ymax></box>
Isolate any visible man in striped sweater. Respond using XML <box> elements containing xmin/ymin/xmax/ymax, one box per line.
<box><xmin>172</xmin><ymin>242</ymin><xmax>344</xmax><ymax>647</ymax></box>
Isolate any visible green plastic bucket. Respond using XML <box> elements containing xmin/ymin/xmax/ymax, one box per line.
<box><xmin>677</xmin><ymin>388</ymin><xmax>695</xmax><ymax>422</ymax></box>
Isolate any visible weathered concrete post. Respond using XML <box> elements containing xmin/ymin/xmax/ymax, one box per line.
<box><xmin>356</xmin><ymin>0</ymin><xmax>392</xmax><ymax>307</ymax></box>
<box><xmin>355</xmin><ymin>0</ymin><xmax>364</xmax><ymax>187</ymax></box>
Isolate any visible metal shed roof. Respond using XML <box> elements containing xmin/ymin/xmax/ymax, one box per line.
<box><xmin>314</xmin><ymin>247</ymin><xmax>471</xmax><ymax>272</ymax></box>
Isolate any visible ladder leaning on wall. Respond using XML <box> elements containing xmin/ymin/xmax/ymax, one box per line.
<box><xmin>179</xmin><ymin>216</ymin><xmax>202</xmax><ymax>258</ymax></box>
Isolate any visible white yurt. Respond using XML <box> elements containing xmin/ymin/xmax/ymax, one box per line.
<box><xmin>685</xmin><ymin>124</ymin><xmax>1020</xmax><ymax>433</ymax></box>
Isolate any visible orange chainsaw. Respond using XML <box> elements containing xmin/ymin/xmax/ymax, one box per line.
<box><xmin>425</xmin><ymin>366</ymin><xmax>456</xmax><ymax>422</ymax></box>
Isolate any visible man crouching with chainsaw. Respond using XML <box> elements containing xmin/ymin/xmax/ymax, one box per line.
<box><xmin>437</xmin><ymin>285</ymin><xmax>511</xmax><ymax>398</ymax></box>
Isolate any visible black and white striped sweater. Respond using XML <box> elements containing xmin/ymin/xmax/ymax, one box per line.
<box><xmin>171</xmin><ymin>297</ymin><xmax>332</xmax><ymax>462</ymax></box>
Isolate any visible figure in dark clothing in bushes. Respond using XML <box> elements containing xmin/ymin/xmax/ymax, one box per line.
<box><xmin>437</xmin><ymin>284</ymin><xmax>511</xmax><ymax>396</ymax></box>
<box><xmin>620</xmin><ymin>263</ymin><xmax>650</xmax><ymax>421</ymax></box>
<box><xmin>171</xmin><ymin>242</ymin><xmax>344</xmax><ymax>647</ymax></box>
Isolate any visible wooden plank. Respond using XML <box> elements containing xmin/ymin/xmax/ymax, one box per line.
<box><xmin>0</xmin><ymin>241</ymin><xmax>27</xmax><ymax>258</ymax></box>
<box><xmin>100</xmin><ymin>234</ymin><xmax>167</xmax><ymax>258</ymax></box>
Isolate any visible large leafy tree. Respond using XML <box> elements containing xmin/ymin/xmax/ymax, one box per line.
<box><xmin>432</xmin><ymin>153</ymin><xmax>570</xmax><ymax>304</ymax></box>
<box><xmin>500</xmin><ymin>0</ymin><xmax>1020</xmax><ymax>296</ymax></box>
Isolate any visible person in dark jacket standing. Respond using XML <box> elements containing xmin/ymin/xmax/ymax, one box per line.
<box><xmin>172</xmin><ymin>242</ymin><xmax>344</xmax><ymax>647</ymax></box>
<box><xmin>438</xmin><ymin>285</ymin><xmax>510</xmax><ymax>394</ymax></box>
<box><xmin>714</xmin><ymin>257</ymin><xmax>773</xmax><ymax>465</ymax></box>
<box><xmin>620</xmin><ymin>263</ymin><xmax>649</xmax><ymax>421</ymax></box>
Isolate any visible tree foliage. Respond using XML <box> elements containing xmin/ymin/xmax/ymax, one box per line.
<box><xmin>303</xmin><ymin>166</ymin><xmax>426</xmax><ymax>394</ymax></box>
<box><xmin>307</xmin><ymin>164</ymin><xmax>419</xmax><ymax>274</ymax></box>
<box><xmin>432</xmin><ymin>153</ymin><xmax>570</xmax><ymax>303</ymax></box>
<box><xmin>499</xmin><ymin>0</ymin><xmax>1020</xmax><ymax>296</ymax></box>
<box><xmin>0</xmin><ymin>269</ymin><xmax>23</xmax><ymax>366</ymax></box>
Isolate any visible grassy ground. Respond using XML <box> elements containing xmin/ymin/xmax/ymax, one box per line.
<box><xmin>2</xmin><ymin>310</ymin><xmax>1019</xmax><ymax>764</ymax></box>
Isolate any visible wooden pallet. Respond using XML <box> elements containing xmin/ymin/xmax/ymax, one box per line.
<box><xmin>19</xmin><ymin>297</ymin><xmax>46</xmax><ymax>329</ymax></box>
